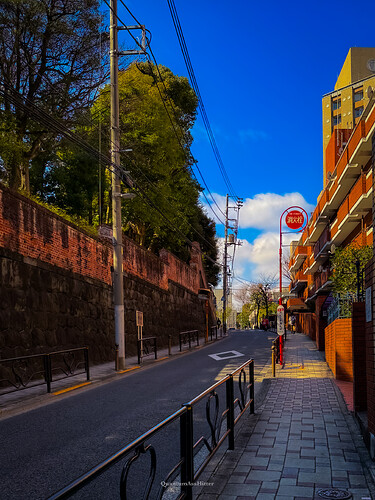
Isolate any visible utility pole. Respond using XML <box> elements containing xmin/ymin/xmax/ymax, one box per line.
<box><xmin>222</xmin><ymin>196</ymin><xmax>243</xmax><ymax>334</ymax></box>
<box><xmin>222</xmin><ymin>194</ymin><xmax>229</xmax><ymax>334</ymax></box>
<box><xmin>109</xmin><ymin>0</ymin><xmax>146</xmax><ymax>370</ymax></box>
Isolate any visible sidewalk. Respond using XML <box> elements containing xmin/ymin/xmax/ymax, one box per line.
<box><xmin>0</xmin><ymin>334</ymin><xmax>225</xmax><ymax>419</ymax></box>
<box><xmin>197</xmin><ymin>332</ymin><xmax>375</xmax><ymax>500</ymax></box>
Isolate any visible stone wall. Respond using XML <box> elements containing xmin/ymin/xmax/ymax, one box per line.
<box><xmin>0</xmin><ymin>185</ymin><xmax>213</xmax><ymax>364</ymax></box>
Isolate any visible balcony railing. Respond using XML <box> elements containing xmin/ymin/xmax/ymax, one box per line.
<box><xmin>327</xmin><ymin>293</ymin><xmax>356</xmax><ymax>325</ymax></box>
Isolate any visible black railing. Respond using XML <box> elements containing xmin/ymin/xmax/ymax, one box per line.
<box><xmin>48</xmin><ymin>359</ymin><xmax>255</xmax><ymax>500</ymax></box>
<box><xmin>0</xmin><ymin>347</ymin><xmax>89</xmax><ymax>395</ymax></box>
<box><xmin>137</xmin><ymin>337</ymin><xmax>157</xmax><ymax>365</ymax></box>
<box><xmin>209</xmin><ymin>326</ymin><xmax>218</xmax><ymax>341</ymax></box>
<box><xmin>179</xmin><ymin>330</ymin><xmax>199</xmax><ymax>351</ymax></box>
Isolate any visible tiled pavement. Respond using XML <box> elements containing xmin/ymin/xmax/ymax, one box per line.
<box><xmin>197</xmin><ymin>333</ymin><xmax>375</xmax><ymax>500</ymax></box>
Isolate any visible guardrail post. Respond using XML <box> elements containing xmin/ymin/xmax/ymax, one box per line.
<box><xmin>249</xmin><ymin>360</ymin><xmax>254</xmax><ymax>414</ymax></box>
<box><xmin>168</xmin><ymin>335</ymin><xmax>172</xmax><ymax>356</ymax></box>
<box><xmin>137</xmin><ymin>340</ymin><xmax>141</xmax><ymax>365</ymax></box>
<box><xmin>44</xmin><ymin>354</ymin><xmax>51</xmax><ymax>393</ymax></box>
<box><xmin>180</xmin><ymin>404</ymin><xmax>194</xmax><ymax>499</ymax></box>
<box><xmin>115</xmin><ymin>343</ymin><xmax>119</xmax><ymax>371</ymax></box>
<box><xmin>196</xmin><ymin>330</ymin><xmax>199</xmax><ymax>347</ymax></box>
<box><xmin>154</xmin><ymin>338</ymin><xmax>157</xmax><ymax>360</ymax></box>
<box><xmin>84</xmin><ymin>348</ymin><xmax>90</xmax><ymax>381</ymax></box>
<box><xmin>215</xmin><ymin>326</ymin><xmax>218</xmax><ymax>340</ymax></box>
<box><xmin>226</xmin><ymin>374</ymin><xmax>235</xmax><ymax>450</ymax></box>
<box><xmin>179</xmin><ymin>334</ymin><xmax>182</xmax><ymax>352</ymax></box>
<box><xmin>272</xmin><ymin>344</ymin><xmax>276</xmax><ymax>378</ymax></box>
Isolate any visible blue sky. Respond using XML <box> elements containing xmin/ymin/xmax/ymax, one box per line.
<box><xmin>117</xmin><ymin>0</ymin><xmax>375</xmax><ymax>285</ymax></box>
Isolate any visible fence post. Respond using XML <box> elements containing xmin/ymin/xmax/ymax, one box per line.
<box><xmin>196</xmin><ymin>330</ymin><xmax>199</xmax><ymax>347</ymax></box>
<box><xmin>180</xmin><ymin>404</ymin><xmax>194</xmax><ymax>499</ymax></box>
<box><xmin>154</xmin><ymin>338</ymin><xmax>157</xmax><ymax>360</ymax></box>
<box><xmin>137</xmin><ymin>340</ymin><xmax>141</xmax><ymax>365</ymax></box>
<box><xmin>226</xmin><ymin>374</ymin><xmax>235</xmax><ymax>450</ymax></box>
<box><xmin>84</xmin><ymin>348</ymin><xmax>90</xmax><ymax>381</ymax></box>
<box><xmin>44</xmin><ymin>354</ymin><xmax>51</xmax><ymax>393</ymax></box>
<box><xmin>179</xmin><ymin>334</ymin><xmax>182</xmax><ymax>352</ymax></box>
<box><xmin>249</xmin><ymin>360</ymin><xmax>254</xmax><ymax>414</ymax></box>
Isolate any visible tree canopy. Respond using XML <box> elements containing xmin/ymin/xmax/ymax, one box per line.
<box><xmin>0</xmin><ymin>0</ymin><xmax>107</xmax><ymax>190</ymax></box>
<box><xmin>331</xmin><ymin>243</ymin><xmax>372</xmax><ymax>295</ymax></box>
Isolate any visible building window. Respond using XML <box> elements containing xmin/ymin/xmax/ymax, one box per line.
<box><xmin>354</xmin><ymin>106</ymin><xmax>364</xmax><ymax>118</ymax></box>
<box><xmin>354</xmin><ymin>89</ymin><xmax>363</xmax><ymax>102</ymax></box>
<box><xmin>333</xmin><ymin>114</ymin><xmax>341</xmax><ymax>126</ymax></box>
<box><xmin>332</xmin><ymin>99</ymin><xmax>341</xmax><ymax>110</ymax></box>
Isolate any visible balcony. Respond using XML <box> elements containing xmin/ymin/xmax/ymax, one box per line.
<box><xmin>290</xmin><ymin>269</ymin><xmax>308</xmax><ymax>293</ymax></box>
<box><xmin>289</xmin><ymin>245</ymin><xmax>308</xmax><ymax>273</ymax></box>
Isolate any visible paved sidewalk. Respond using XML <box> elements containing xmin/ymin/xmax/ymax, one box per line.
<box><xmin>197</xmin><ymin>333</ymin><xmax>375</xmax><ymax>500</ymax></box>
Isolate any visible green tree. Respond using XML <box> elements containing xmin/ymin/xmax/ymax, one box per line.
<box><xmin>0</xmin><ymin>0</ymin><xmax>107</xmax><ymax>190</ymax></box>
<box><xmin>331</xmin><ymin>244</ymin><xmax>372</xmax><ymax>295</ymax></box>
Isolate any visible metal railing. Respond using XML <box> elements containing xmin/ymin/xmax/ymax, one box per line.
<box><xmin>0</xmin><ymin>347</ymin><xmax>89</xmax><ymax>395</ymax></box>
<box><xmin>48</xmin><ymin>359</ymin><xmax>255</xmax><ymax>500</ymax></box>
<box><xmin>327</xmin><ymin>293</ymin><xmax>356</xmax><ymax>325</ymax></box>
<box><xmin>179</xmin><ymin>330</ymin><xmax>199</xmax><ymax>351</ymax></box>
<box><xmin>137</xmin><ymin>337</ymin><xmax>157</xmax><ymax>365</ymax></box>
<box><xmin>209</xmin><ymin>326</ymin><xmax>218</xmax><ymax>341</ymax></box>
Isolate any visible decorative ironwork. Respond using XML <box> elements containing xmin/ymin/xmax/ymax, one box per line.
<box><xmin>47</xmin><ymin>359</ymin><xmax>255</xmax><ymax>500</ymax></box>
<box><xmin>317</xmin><ymin>488</ymin><xmax>352</xmax><ymax>499</ymax></box>
<box><xmin>0</xmin><ymin>354</ymin><xmax>46</xmax><ymax>394</ymax></box>
<box><xmin>179</xmin><ymin>330</ymin><xmax>199</xmax><ymax>351</ymax></box>
<box><xmin>0</xmin><ymin>348</ymin><xmax>89</xmax><ymax>396</ymax></box>
<box><xmin>327</xmin><ymin>293</ymin><xmax>356</xmax><ymax>325</ymax></box>
<box><xmin>137</xmin><ymin>337</ymin><xmax>157</xmax><ymax>364</ymax></box>
<box><xmin>237</xmin><ymin>369</ymin><xmax>248</xmax><ymax>411</ymax></box>
<box><xmin>205</xmin><ymin>391</ymin><xmax>222</xmax><ymax>450</ymax></box>
<box><xmin>120</xmin><ymin>443</ymin><xmax>156</xmax><ymax>500</ymax></box>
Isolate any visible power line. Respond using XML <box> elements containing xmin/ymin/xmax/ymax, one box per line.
<box><xmin>167</xmin><ymin>0</ymin><xmax>238</xmax><ymax>201</ymax></box>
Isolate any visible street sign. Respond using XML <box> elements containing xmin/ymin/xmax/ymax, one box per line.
<box><xmin>277</xmin><ymin>305</ymin><xmax>284</xmax><ymax>336</ymax></box>
<box><xmin>285</xmin><ymin>210</ymin><xmax>304</xmax><ymax>230</ymax></box>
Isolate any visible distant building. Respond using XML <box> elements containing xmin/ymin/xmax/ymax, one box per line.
<box><xmin>214</xmin><ymin>289</ymin><xmax>237</xmax><ymax>329</ymax></box>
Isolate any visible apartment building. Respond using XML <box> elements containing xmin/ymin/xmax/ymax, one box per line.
<box><xmin>287</xmin><ymin>47</ymin><xmax>375</xmax><ymax>458</ymax></box>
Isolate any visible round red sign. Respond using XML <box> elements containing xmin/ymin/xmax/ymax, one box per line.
<box><xmin>285</xmin><ymin>210</ymin><xmax>304</xmax><ymax>230</ymax></box>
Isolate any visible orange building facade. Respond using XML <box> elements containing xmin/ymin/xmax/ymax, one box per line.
<box><xmin>287</xmin><ymin>47</ymin><xmax>375</xmax><ymax>458</ymax></box>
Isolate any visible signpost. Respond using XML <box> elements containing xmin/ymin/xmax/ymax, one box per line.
<box><xmin>278</xmin><ymin>206</ymin><xmax>308</xmax><ymax>368</ymax></box>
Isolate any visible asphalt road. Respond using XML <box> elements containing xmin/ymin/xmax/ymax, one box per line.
<box><xmin>0</xmin><ymin>329</ymin><xmax>277</xmax><ymax>500</ymax></box>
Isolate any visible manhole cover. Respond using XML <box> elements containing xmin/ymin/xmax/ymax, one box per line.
<box><xmin>317</xmin><ymin>488</ymin><xmax>352</xmax><ymax>499</ymax></box>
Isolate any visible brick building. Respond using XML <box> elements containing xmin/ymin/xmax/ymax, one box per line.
<box><xmin>287</xmin><ymin>47</ymin><xmax>375</xmax><ymax>458</ymax></box>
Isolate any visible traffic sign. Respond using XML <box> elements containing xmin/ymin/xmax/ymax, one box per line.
<box><xmin>277</xmin><ymin>305</ymin><xmax>284</xmax><ymax>336</ymax></box>
<box><xmin>285</xmin><ymin>210</ymin><xmax>304</xmax><ymax>230</ymax></box>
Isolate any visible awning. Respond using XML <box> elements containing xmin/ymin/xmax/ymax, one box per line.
<box><xmin>286</xmin><ymin>297</ymin><xmax>310</xmax><ymax>312</ymax></box>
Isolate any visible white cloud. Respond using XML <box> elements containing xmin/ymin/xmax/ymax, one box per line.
<box><xmin>239</xmin><ymin>192</ymin><xmax>315</xmax><ymax>230</ymax></box>
<box><xmin>238</xmin><ymin>128</ymin><xmax>269</xmax><ymax>143</ymax></box>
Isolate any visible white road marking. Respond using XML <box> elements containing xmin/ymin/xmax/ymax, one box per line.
<box><xmin>208</xmin><ymin>350</ymin><xmax>245</xmax><ymax>361</ymax></box>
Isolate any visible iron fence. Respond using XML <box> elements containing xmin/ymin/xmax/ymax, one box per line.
<box><xmin>137</xmin><ymin>337</ymin><xmax>157</xmax><ymax>365</ymax></box>
<box><xmin>179</xmin><ymin>330</ymin><xmax>199</xmax><ymax>351</ymax></box>
<box><xmin>327</xmin><ymin>293</ymin><xmax>357</xmax><ymax>324</ymax></box>
<box><xmin>48</xmin><ymin>359</ymin><xmax>255</xmax><ymax>500</ymax></box>
<box><xmin>0</xmin><ymin>347</ymin><xmax>89</xmax><ymax>395</ymax></box>
<box><xmin>209</xmin><ymin>326</ymin><xmax>218</xmax><ymax>341</ymax></box>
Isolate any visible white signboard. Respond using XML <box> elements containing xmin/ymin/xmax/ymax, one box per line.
<box><xmin>277</xmin><ymin>305</ymin><xmax>284</xmax><ymax>336</ymax></box>
<box><xmin>366</xmin><ymin>287</ymin><xmax>372</xmax><ymax>323</ymax></box>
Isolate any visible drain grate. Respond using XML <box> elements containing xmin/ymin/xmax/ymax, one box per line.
<box><xmin>317</xmin><ymin>488</ymin><xmax>352</xmax><ymax>499</ymax></box>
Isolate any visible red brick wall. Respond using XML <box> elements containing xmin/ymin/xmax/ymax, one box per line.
<box><xmin>324</xmin><ymin>318</ymin><xmax>353</xmax><ymax>381</ymax></box>
<box><xmin>0</xmin><ymin>185</ymin><xmax>201</xmax><ymax>294</ymax></box>
<box><xmin>297</xmin><ymin>312</ymin><xmax>315</xmax><ymax>340</ymax></box>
